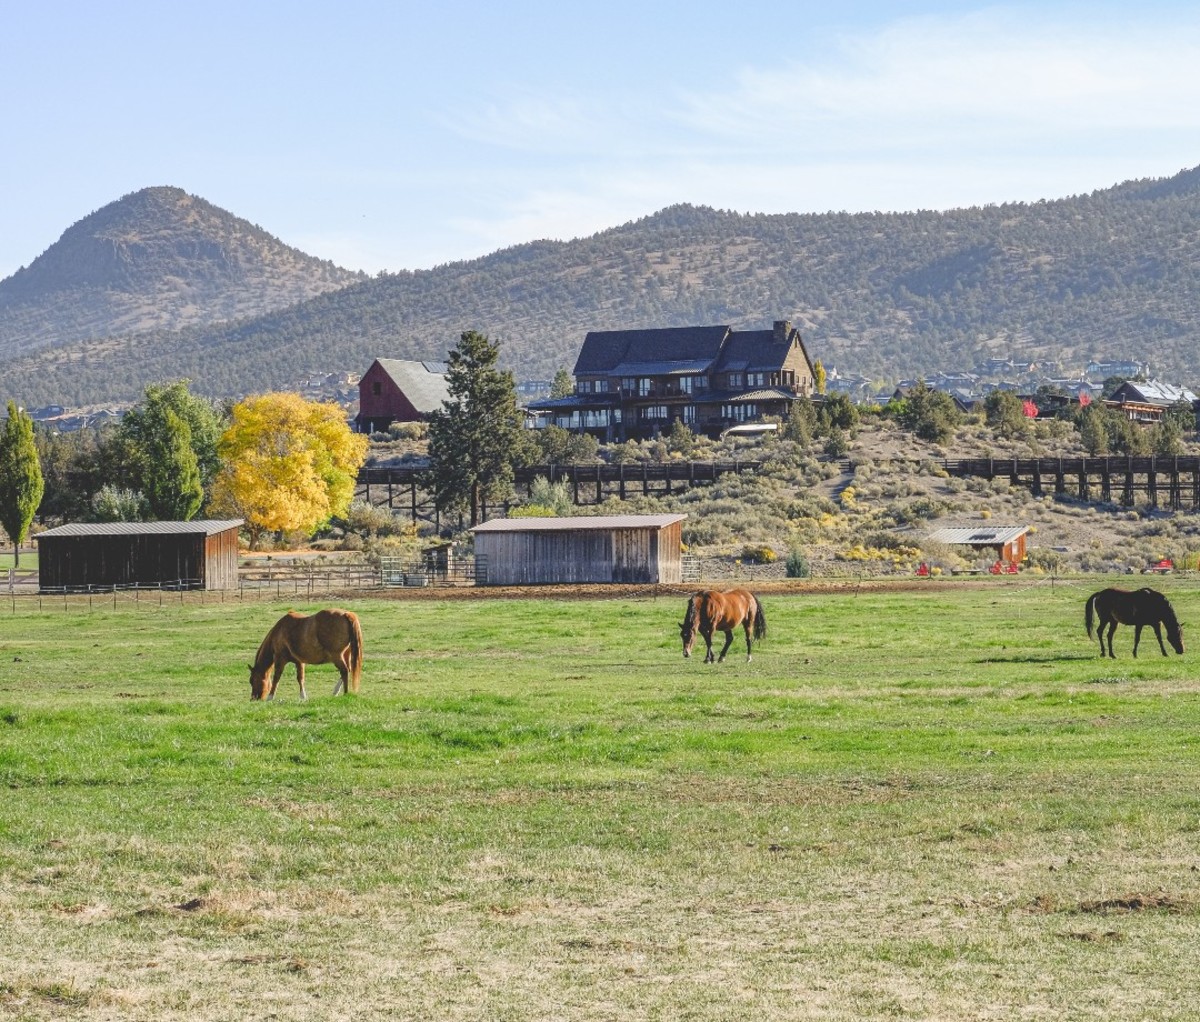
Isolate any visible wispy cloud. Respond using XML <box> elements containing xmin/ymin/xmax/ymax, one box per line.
<box><xmin>675</xmin><ymin>10</ymin><xmax>1200</xmax><ymax>148</ymax></box>
<box><xmin>419</xmin><ymin>7</ymin><xmax>1200</xmax><ymax>268</ymax></box>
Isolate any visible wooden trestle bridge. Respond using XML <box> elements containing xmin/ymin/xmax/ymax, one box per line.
<box><xmin>356</xmin><ymin>459</ymin><xmax>762</xmax><ymax>527</ymax></box>
<box><xmin>942</xmin><ymin>456</ymin><xmax>1200</xmax><ymax>509</ymax></box>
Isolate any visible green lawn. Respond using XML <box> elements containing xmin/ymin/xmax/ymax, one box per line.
<box><xmin>2</xmin><ymin>580</ymin><xmax>1199</xmax><ymax>1020</ymax></box>
<box><xmin>0</xmin><ymin>549</ymin><xmax>36</xmax><ymax>571</ymax></box>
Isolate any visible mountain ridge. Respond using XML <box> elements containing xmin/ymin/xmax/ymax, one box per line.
<box><xmin>3</xmin><ymin>167</ymin><xmax>1200</xmax><ymax>407</ymax></box>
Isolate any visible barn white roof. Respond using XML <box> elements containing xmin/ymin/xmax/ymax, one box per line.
<box><xmin>471</xmin><ymin>514</ymin><xmax>686</xmax><ymax>533</ymax></box>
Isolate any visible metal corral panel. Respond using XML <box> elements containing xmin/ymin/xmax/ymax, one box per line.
<box><xmin>471</xmin><ymin>514</ymin><xmax>685</xmax><ymax>585</ymax></box>
<box><xmin>36</xmin><ymin>520</ymin><xmax>243</xmax><ymax>591</ymax></box>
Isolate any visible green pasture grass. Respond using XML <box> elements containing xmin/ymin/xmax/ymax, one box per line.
<box><xmin>0</xmin><ymin>550</ymin><xmax>36</xmax><ymax>571</ymax></box>
<box><xmin>2</xmin><ymin>579</ymin><xmax>1200</xmax><ymax>1019</ymax></box>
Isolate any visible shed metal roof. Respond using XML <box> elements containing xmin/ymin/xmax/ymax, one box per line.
<box><xmin>472</xmin><ymin>514</ymin><xmax>686</xmax><ymax>533</ymax></box>
<box><xmin>37</xmin><ymin>519</ymin><xmax>244</xmax><ymax>539</ymax></box>
<box><xmin>926</xmin><ymin>524</ymin><xmax>1029</xmax><ymax>546</ymax></box>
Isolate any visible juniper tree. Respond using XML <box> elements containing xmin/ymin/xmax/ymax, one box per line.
<box><xmin>427</xmin><ymin>331</ymin><xmax>529</xmax><ymax>527</ymax></box>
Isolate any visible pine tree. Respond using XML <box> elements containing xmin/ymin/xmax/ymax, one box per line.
<box><xmin>427</xmin><ymin>331</ymin><xmax>529</xmax><ymax>527</ymax></box>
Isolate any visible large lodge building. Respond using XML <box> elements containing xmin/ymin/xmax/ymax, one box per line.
<box><xmin>526</xmin><ymin>320</ymin><xmax>816</xmax><ymax>441</ymax></box>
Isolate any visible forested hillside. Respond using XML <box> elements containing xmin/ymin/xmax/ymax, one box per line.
<box><xmin>3</xmin><ymin>167</ymin><xmax>1200</xmax><ymax>407</ymax></box>
<box><xmin>0</xmin><ymin>187</ymin><xmax>362</xmax><ymax>364</ymax></box>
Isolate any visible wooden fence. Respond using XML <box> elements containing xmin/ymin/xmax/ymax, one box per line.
<box><xmin>357</xmin><ymin>459</ymin><xmax>761</xmax><ymax>526</ymax></box>
<box><xmin>942</xmin><ymin>455</ymin><xmax>1200</xmax><ymax>509</ymax></box>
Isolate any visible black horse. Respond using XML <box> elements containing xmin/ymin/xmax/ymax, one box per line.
<box><xmin>1085</xmin><ymin>587</ymin><xmax>1184</xmax><ymax>659</ymax></box>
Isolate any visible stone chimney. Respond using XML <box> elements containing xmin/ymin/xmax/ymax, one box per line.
<box><xmin>773</xmin><ymin>320</ymin><xmax>791</xmax><ymax>343</ymax></box>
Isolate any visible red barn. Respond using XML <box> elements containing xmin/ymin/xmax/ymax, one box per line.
<box><xmin>356</xmin><ymin>359</ymin><xmax>451</xmax><ymax>434</ymax></box>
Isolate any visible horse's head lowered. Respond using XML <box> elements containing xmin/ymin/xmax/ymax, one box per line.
<box><xmin>679</xmin><ymin>598</ymin><xmax>698</xmax><ymax>658</ymax></box>
<box><xmin>248</xmin><ymin>663</ymin><xmax>271</xmax><ymax>700</ymax></box>
<box><xmin>1168</xmin><ymin>621</ymin><xmax>1186</xmax><ymax>655</ymax></box>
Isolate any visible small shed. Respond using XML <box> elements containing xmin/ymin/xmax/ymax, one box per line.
<box><xmin>470</xmin><ymin>513</ymin><xmax>687</xmax><ymax>585</ymax></box>
<box><xmin>926</xmin><ymin>524</ymin><xmax>1030</xmax><ymax>565</ymax></box>
<box><xmin>36</xmin><ymin>520</ymin><xmax>243</xmax><ymax>591</ymax></box>
<box><xmin>356</xmin><ymin>358</ymin><xmax>450</xmax><ymax>433</ymax></box>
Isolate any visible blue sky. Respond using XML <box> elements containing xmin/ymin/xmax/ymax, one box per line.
<box><xmin>4</xmin><ymin>1</ymin><xmax>1199</xmax><ymax>278</ymax></box>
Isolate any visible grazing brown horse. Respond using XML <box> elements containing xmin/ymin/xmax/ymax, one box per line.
<box><xmin>249</xmin><ymin>608</ymin><xmax>363</xmax><ymax>700</ymax></box>
<box><xmin>680</xmin><ymin>588</ymin><xmax>767</xmax><ymax>663</ymax></box>
<box><xmin>1085</xmin><ymin>587</ymin><xmax>1184</xmax><ymax>659</ymax></box>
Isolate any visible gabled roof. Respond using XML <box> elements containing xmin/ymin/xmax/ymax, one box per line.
<box><xmin>1111</xmin><ymin>380</ymin><xmax>1198</xmax><ymax>406</ymax></box>
<box><xmin>472</xmin><ymin>514</ymin><xmax>687</xmax><ymax>533</ymax></box>
<box><xmin>37</xmin><ymin>520</ymin><xmax>243</xmax><ymax>538</ymax></box>
<box><xmin>716</xmin><ymin>327</ymin><xmax>796</xmax><ymax>373</ymax></box>
<box><xmin>373</xmin><ymin>358</ymin><xmax>451</xmax><ymax>414</ymax></box>
<box><xmin>574</xmin><ymin>326</ymin><xmax>730</xmax><ymax>374</ymax></box>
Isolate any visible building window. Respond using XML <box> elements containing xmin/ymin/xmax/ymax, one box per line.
<box><xmin>728</xmin><ymin>372</ymin><xmax>743</xmax><ymax>388</ymax></box>
<box><xmin>680</xmin><ymin>376</ymin><xmax>694</xmax><ymax>394</ymax></box>
<box><xmin>721</xmin><ymin>403</ymin><xmax>758</xmax><ymax>422</ymax></box>
<box><xmin>622</xmin><ymin>377</ymin><xmax>636</xmax><ymax>395</ymax></box>
<box><xmin>639</xmin><ymin>405</ymin><xmax>669</xmax><ymax>420</ymax></box>
<box><xmin>371</xmin><ymin>381</ymin><xmax>382</xmax><ymax>396</ymax></box>
<box><xmin>681</xmin><ymin>405</ymin><xmax>696</xmax><ymax>424</ymax></box>
<box><xmin>639</xmin><ymin>378</ymin><xmax>652</xmax><ymax>396</ymax></box>
<box><xmin>747</xmin><ymin>372</ymin><xmax>768</xmax><ymax>387</ymax></box>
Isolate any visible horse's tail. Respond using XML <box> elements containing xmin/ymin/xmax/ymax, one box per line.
<box><xmin>347</xmin><ymin>611</ymin><xmax>363</xmax><ymax>693</ymax></box>
<box><xmin>752</xmin><ymin>595</ymin><xmax>767</xmax><ymax>640</ymax></box>
<box><xmin>1085</xmin><ymin>592</ymin><xmax>1097</xmax><ymax>638</ymax></box>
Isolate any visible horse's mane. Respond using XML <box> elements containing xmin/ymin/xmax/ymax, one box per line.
<box><xmin>252</xmin><ymin>617</ymin><xmax>283</xmax><ymax>672</ymax></box>
<box><xmin>683</xmin><ymin>594</ymin><xmax>700</xmax><ymax>632</ymax></box>
<box><xmin>1146</xmin><ymin>589</ymin><xmax>1182</xmax><ymax>633</ymax></box>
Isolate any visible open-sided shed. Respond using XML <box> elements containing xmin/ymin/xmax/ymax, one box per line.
<box><xmin>926</xmin><ymin>524</ymin><xmax>1030</xmax><ymax>565</ymax></box>
<box><xmin>36</xmin><ymin>520</ymin><xmax>243</xmax><ymax>591</ymax></box>
<box><xmin>470</xmin><ymin>513</ymin><xmax>687</xmax><ymax>585</ymax></box>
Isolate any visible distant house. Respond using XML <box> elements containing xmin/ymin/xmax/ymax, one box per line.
<box><xmin>1087</xmin><ymin>359</ymin><xmax>1151</xmax><ymax>380</ymax></box>
<box><xmin>356</xmin><ymin>359</ymin><xmax>450</xmax><ymax>433</ymax></box>
<box><xmin>525</xmin><ymin>320</ymin><xmax>815</xmax><ymax>441</ymax></box>
<box><xmin>892</xmin><ymin>382</ymin><xmax>976</xmax><ymax>414</ymax></box>
<box><xmin>926</xmin><ymin>524</ymin><xmax>1030</xmax><ymax>565</ymax></box>
<box><xmin>1104</xmin><ymin>380</ymin><xmax>1199</xmax><ymax>424</ymax></box>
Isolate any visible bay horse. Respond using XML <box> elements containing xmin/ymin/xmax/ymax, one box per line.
<box><xmin>680</xmin><ymin>588</ymin><xmax>767</xmax><ymax>663</ymax></box>
<box><xmin>1085</xmin><ymin>587</ymin><xmax>1184</xmax><ymax>659</ymax></box>
<box><xmin>249</xmin><ymin>608</ymin><xmax>363</xmax><ymax>700</ymax></box>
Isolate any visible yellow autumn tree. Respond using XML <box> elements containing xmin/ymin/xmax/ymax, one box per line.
<box><xmin>211</xmin><ymin>392</ymin><xmax>369</xmax><ymax>549</ymax></box>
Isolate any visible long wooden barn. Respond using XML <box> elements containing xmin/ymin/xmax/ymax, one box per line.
<box><xmin>470</xmin><ymin>514</ymin><xmax>687</xmax><ymax>585</ymax></box>
<box><xmin>36</xmin><ymin>520</ymin><xmax>243</xmax><ymax>591</ymax></box>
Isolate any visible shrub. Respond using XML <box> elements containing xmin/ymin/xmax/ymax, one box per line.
<box><xmin>388</xmin><ymin>420</ymin><xmax>428</xmax><ymax>440</ymax></box>
<box><xmin>824</xmin><ymin>428</ymin><xmax>849</xmax><ymax>457</ymax></box>
<box><xmin>740</xmin><ymin>544</ymin><xmax>777</xmax><ymax>564</ymax></box>
<box><xmin>90</xmin><ymin>485</ymin><xmax>147</xmax><ymax>523</ymax></box>
<box><xmin>785</xmin><ymin>549</ymin><xmax>810</xmax><ymax>578</ymax></box>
